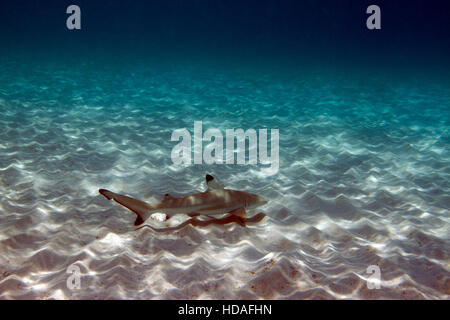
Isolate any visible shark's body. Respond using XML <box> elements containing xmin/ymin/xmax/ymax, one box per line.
<box><xmin>99</xmin><ymin>174</ymin><xmax>268</xmax><ymax>226</ymax></box>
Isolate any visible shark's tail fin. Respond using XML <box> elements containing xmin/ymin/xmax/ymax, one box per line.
<box><xmin>99</xmin><ymin>189</ymin><xmax>154</xmax><ymax>226</ymax></box>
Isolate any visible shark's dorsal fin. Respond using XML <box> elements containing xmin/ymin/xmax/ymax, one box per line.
<box><xmin>206</xmin><ymin>174</ymin><xmax>224</xmax><ymax>191</ymax></box>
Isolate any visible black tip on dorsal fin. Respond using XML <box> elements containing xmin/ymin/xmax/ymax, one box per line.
<box><xmin>164</xmin><ymin>193</ymin><xmax>172</xmax><ymax>200</ymax></box>
<box><xmin>205</xmin><ymin>174</ymin><xmax>224</xmax><ymax>190</ymax></box>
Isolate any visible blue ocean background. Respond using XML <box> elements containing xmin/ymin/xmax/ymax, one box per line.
<box><xmin>0</xmin><ymin>0</ymin><xmax>449</xmax><ymax>299</ymax></box>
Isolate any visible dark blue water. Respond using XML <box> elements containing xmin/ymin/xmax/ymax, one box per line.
<box><xmin>2</xmin><ymin>0</ymin><xmax>449</xmax><ymax>67</ymax></box>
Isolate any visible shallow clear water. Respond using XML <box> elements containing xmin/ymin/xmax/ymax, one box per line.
<box><xmin>0</xmin><ymin>57</ymin><xmax>448</xmax><ymax>299</ymax></box>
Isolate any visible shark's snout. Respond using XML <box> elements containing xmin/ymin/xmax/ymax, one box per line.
<box><xmin>259</xmin><ymin>196</ymin><xmax>269</xmax><ymax>206</ymax></box>
<box><xmin>246</xmin><ymin>194</ymin><xmax>269</xmax><ymax>209</ymax></box>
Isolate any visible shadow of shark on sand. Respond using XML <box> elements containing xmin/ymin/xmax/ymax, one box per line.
<box><xmin>135</xmin><ymin>212</ymin><xmax>267</xmax><ymax>232</ymax></box>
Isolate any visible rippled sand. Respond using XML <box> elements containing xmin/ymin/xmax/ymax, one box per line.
<box><xmin>0</xmin><ymin>60</ymin><xmax>449</xmax><ymax>299</ymax></box>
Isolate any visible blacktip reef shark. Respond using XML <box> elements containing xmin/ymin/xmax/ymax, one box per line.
<box><xmin>99</xmin><ymin>174</ymin><xmax>269</xmax><ymax>227</ymax></box>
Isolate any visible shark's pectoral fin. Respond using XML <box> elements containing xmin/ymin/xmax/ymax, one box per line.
<box><xmin>228</xmin><ymin>207</ymin><xmax>247</xmax><ymax>219</ymax></box>
<box><xmin>99</xmin><ymin>189</ymin><xmax>153</xmax><ymax>226</ymax></box>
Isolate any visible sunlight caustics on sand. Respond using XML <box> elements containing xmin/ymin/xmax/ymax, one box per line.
<box><xmin>0</xmin><ymin>61</ymin><xmax>449</xmax><ymax>299</ymax></box>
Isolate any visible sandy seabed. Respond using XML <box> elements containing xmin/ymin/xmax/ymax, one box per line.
<box><xmin>0</xmin><ymin>61</ymin><xmax>449</xmax><ymax>299</ymax></box>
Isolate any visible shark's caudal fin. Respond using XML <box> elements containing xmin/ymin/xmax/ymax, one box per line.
<box><xmin>99</xmin><ymin>189</ymin><xmax>153</xmax><ymax>226</ymax></box>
